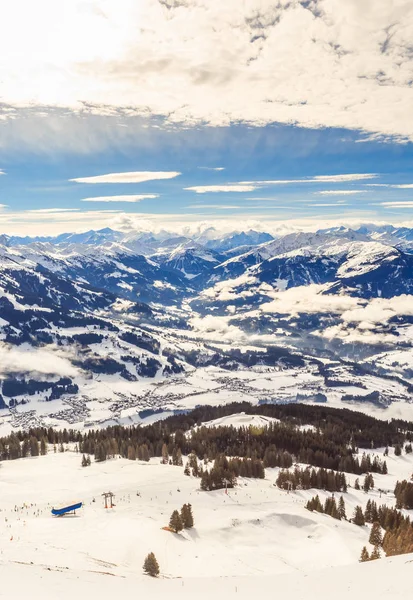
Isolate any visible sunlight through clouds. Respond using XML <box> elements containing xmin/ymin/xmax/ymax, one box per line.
<box><xmin>0</xmin><ymin>1</ymin><xmax>412</xmax><ymax>140</ymax></box>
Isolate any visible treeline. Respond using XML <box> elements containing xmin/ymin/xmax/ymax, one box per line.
<box><xmin>353</xmin><ymin>499</ymin><xmax>413</xmax><ymax>557</ymax></box>
<box><xmin>199</xmin><ymin>454</ymin><xmax>265</xmax><ymax>491</ymax></box>
<box><xmin>0</xmin><ymin>402</ymin><xmax>410</xmax><ymax>475</ymax></box>
<box><xmin>394</xmin><ymin>480</ymin><xmax>413</xmax><ymax>510</ymax></box>
<box><xmin>306</xmin><ymin>492</ymin><xmax>413</xmax><ymax>559</ymax></box>
<box><xmin>366</xmin><ymin>502</ymin><xmax>413</xmax><ymax>557</ymax></box>
<box><xmin>306</xmin><ymin>495</ymin><xmax>346</xmax><ymax>520</ymax></box>
<box><xmin>277</xmin><ymin>467</ymin><xmax>348</xmax><ymax>492</ymax></box>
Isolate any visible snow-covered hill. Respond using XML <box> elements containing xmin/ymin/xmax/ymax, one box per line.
<box><xmin>1</xmin><ymin>444</ymin><xmax>412</xmax><ymax>599</ymax></box>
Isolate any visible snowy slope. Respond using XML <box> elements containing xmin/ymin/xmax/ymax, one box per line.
<box><xmin>1</xmin><ymin>446</ymin><xmax>412</xmax><ymax>599</ymax></box>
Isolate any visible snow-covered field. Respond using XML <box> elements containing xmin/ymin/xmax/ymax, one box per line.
<box><xmin>1</xmin><ymin>435</ymin><xmax>413</xmax><ymax>599</ymax></box>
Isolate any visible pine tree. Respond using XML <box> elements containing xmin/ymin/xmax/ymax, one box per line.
<box><xmin>176</xmin><ymin>448</ymin><xmax>183</xmax><ymax>466</ymax></box>
<box><xmin>370</xmin><ymin>546</ymin><xmax>381</xmax><ymax>560</ymax></box>
<box><xmin>363</xmin><ymin>474</ymin><xmax>371</xmax><ymax>493</ymax></box>
<box><xmin>181</xmin><ymin>503</ymin><xmax>194</xmax><ymax>528</ymax></box>
<box><xmin>369</xmin><ymin>522</ymin><xmax>383</xmax><ymax>547</ymax></box>
<box><xmin>394</xmin><ymin>444</ymin><xmax>402</xmax><ymax>457</ymax></box>
<box><xmin>184</xmin><ymin>462</ymin><xmax>190</xmax><ymax>476</ymax></box>
<box><xmin>338</xmin><ymin>496</ymin><xmax>346</xmax><ymax>520</ymax></box>
<box><xmin>127</xmin><ymin>445</ymin><xmax>136</xmax><ymax>461</ymax></box>
<box><xmin>169</xmin><ymin>510</ymin><xmax>183</xmax><ymax>533</ymax></box>
<box><xmin>143</xmin><ymin>552</ymin><xmax>160</xmax><ymax>577</ymax></box>
<box><xmin>365</xmin><ymin>499</ymin><xmax>373</xmax><ymax>522</ymax></box>
<box><xmin>161</xmin><ymin>443</ymin><xmax>169</xmax><ymax>465</ymax></box>
<box><xmin>352</xmin><ymin>505</ymin><xmax>365</xmax><ymax>526</ymax></box>
<box><xmin>360</xmin><ymin>546</ymin><xmax>370</xmax><ymax>562</ymax></box>
<box><xmin>354</xmin><ymin>478</ymin><xmax>360</xmax><ymax>490</ymax></box>
<box><xmin>40</xmin><ymin>437</ymin><xmax>48</xmax><ymax>456</ymax></box>
<box><xmin>81</xmin><ymin>454</ymin><xmax>88</xmax><ymax>467</ymax></box>
<box><xmin>30</xmin><ymin>436</ymin><xmax>39</xmax><ymax>457</ymax></box>
<box><xmin>141</xmin><ymin>444</ymin><xmax>150</xmax><ymax>462</ymax></box>
<box><xmin>86</xmin><ymin>454</ymin><xmax>91</xmax><ymax>466</ymax></box>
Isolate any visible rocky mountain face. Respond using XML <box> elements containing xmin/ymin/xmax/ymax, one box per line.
<box><xmin>0</xmin><ymin>224</ymin><xmax>412</xmax><ymax>432</ymax></box>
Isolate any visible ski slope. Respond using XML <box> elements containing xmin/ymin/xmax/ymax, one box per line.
<box><xmin>1</xmin><ymin>438</ymin><xmax>413</xmax><ymax>598</ymax></box>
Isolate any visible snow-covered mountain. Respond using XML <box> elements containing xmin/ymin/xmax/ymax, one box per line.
<box><xmin>154</xmin><ymin>242</ymin><xmax>224</xmax><ymax>280</ymax></box>
<box><xmin>0</xmin><ymin>224</ymin><xmax>412</xmax><ymax>432</ymax></box>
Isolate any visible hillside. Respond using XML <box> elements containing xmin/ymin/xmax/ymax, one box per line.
<box><xmin>1</xmin><ymin>436</ymin><xmax>412</xmax><ymax>599</ymax></box>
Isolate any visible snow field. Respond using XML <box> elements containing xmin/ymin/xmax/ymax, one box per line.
<box><xmin>1</xmin><ymin>440</ymin><xmax>413</xmax><ymax>600</ymax></box>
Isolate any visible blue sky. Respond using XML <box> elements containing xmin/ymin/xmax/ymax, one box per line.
<box><xmin>0</xmin><ymin>1</ymin><xmax>412</xmax><ymax>234</ymax></box>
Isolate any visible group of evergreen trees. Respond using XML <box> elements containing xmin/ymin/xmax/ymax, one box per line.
<box><xmin>304</xmin><ymin>491</ymin><xmax>411</xmax><ymax>561</ymax></box>
<box><xmin>276</xmin><ymin>467</ymin><xmax>347</xmax><ymax>492</ymax></box>
<box><xmin>0</xmin><ymin>402</ymin><xmax>410</xmax><ymax>475</ymax></box>
<box><xmin>360</xmin><ymin>545</ymin><xmax>381</xmax><ymax>562</ymax></box>
<box><xmin>305</xmin><ymin>495</ymin><xmax>346</xmax><ymax>520</ymax></box>
<box><xmin>353</xmin><ymin>473</ymin><xmax>376</xmax><ymax>492</ymax></box>
<box><xmin>357</xmin><ymin>500</ymin><xmax>413</xmax><ymax>559</ymax></box>
<box><xmin>394</xmin><ymin>480</ymin><xmax>413</xmax><ymax>510</ymax></box>
<box><xmin>168</xmin><ymin>504</ymin><xmax>194</xmax><ymax>533</ymax></box>
<box><xmin>143</xmin><ymin>504</ymin><xmax>194</xmax><ymax>577</ymax></box>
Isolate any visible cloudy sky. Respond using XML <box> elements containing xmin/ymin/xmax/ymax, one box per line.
<box><xmin>0</xmin><ymin>0</ymin><xmax>413</xmax><ymax>234</ymax></box>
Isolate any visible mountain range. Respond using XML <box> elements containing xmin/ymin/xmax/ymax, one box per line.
<box><xmin>0</xmin><ymin>223</ymin><xmax>412</xmax><ymax>433</ymax></box>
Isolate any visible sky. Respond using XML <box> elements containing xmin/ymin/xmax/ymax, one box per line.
<box><xmin>0</xmin><ymin>0</ymin><xmax>412</xmax><ymax>235</ymax></box>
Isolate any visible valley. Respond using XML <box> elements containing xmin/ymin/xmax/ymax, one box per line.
<box><xmin>0</xmin><ymin>224</ymin><xmax>412</xmax><ymax>433</ymax></box>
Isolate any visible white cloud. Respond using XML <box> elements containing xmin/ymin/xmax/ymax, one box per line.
<box><xmin>365</xmin><ymin>184</ymin><xmax>391</xmax><ymax>187</ymax></box>
<box><xmin>309</xmin><ymin>203</ymin><xmax>348</xmax><ymax>207</ymax></box>
<box><xmin>1</xmin><ymin>2</ymin><xmax>413</xmax><ymax>140</ymax></box>
<box><xmin>342</xmin><ymin>295</ymin><xmax>413</xmax><ymax>324</ymax></box>
<box><xmin>27</xmin><ymin>208</ymin><xmax>80</xmax><ymax>213</ymax></box>
<box><xmin>312</xmin><ymin>174</ymin><xmax>377</xmax><ymax>183</ymax></box>
<box><xmin>0</xmin><ymin>170</ymin><xmax>5</xmax><ymax>175</ymax></box>
<box><xmin>0</xmin><ymin>344</ymin><xmax>79</xmax><ymax>378</ymax></box>
<box><xmin>185</xmin><ymin>185</ymin><xmax>258</xmax><ymax>193</ymax></box>
<box><xmin>261</xmin><ymin>285</ymin><xmax>362</xmax><ymax>315</ymax></box>
<box><xmin>187</xmin><ymin>204</ymin><xmax>240</xmax><ymax>209</ymax></box>
<box><xmin>317</xmin><ymin>324</ymin><xmax>397</xmax><ymax>345</ymax></box>
<box><xmin>81</xmin><ymin>194</ymin><xmax>159</xmax><ymax>203</ymax></box>
<box><xmin>71</xmin><ymin>171</ymin><xmax>181</xmax><ymax>184</ymax></box>
<box><xmin>316</xmin><ymin>190</ymin><xmax>368</xmax><ymax>196</ymax></box>
<box><xmin>374</xmin><ymin>202</ymin><xmax>413</xmax><ymax>208</ymax></box>
<box><xmin>241</xmin><ymin>174</ymin><xmax>377</xmax><ymax>185</ymax></box>
<box><xmin>190</xmin><ymin>315</ymin><xmax>245</xmax><ymax>342</ymax></box>
<box><xmin>366</xmin><ymin>183</ymin><xmax>413</xmax><ymax>189</ymax></box>
<box><xmin>198</xmin><ymin>167</ymin><xmax>225</xmax><ymax>171</ymax></box>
